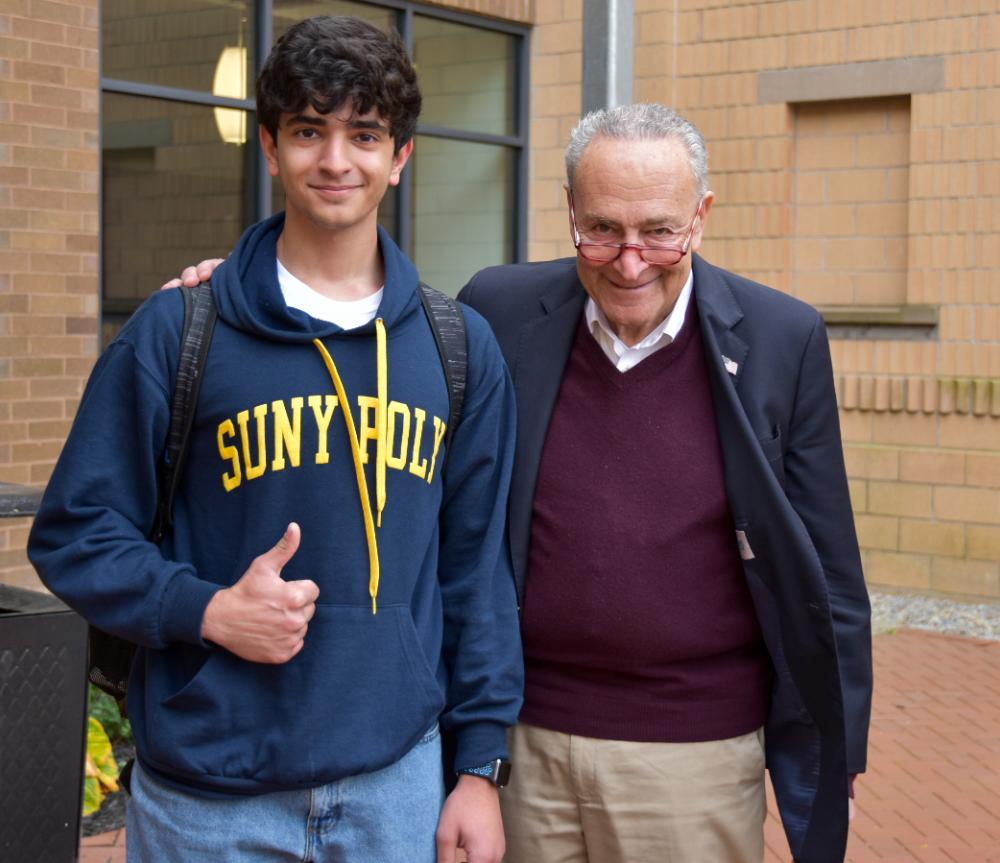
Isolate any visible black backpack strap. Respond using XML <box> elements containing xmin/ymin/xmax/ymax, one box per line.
<box><xmin>417</xmin><ymin>282</ymin><xmax>467</xmax><ymax>457</ymax></box>
<box><xmin>90</xmin><ymin>283</ymin><xmax>217</xmax><ymax>703</ymax></box>
<box><xmin>151</xmin><ymin>282</ymin><xmax>217</xmax><ymax>543</ymax></box>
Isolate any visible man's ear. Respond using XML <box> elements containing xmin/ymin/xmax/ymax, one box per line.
<box><xmin>564</xmin><ymin>184</ymin><xmax>575</xmax><ymax>240</ymax></box>
<box><xmin>388</xmin><ymin>139</ymin><xmax>414</xmax><ymax>187</ymax></box>
<box><xmin>259</xmin><ymin>125</ymin><xmax>280</xmax><ymax>178</ymax></box>
<box><xmin>689</xmin><ymin>191</ymin><xmax>715</xmax><ymax>253</ymax></box>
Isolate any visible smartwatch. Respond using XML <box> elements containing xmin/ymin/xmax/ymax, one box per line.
<box><xmin>457</xmin><ymin>757</ymin><xmax>512</xmax><ymax>788</ymax></box>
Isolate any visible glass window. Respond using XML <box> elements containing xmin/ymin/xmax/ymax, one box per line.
<box><xmin>412</xmin><ymin>137</ymin><xmax>514</xmax><ymax>296</ymax></box>
<box><xmin>273</xmin><ymin>0</ymin><xmax>394</xmax><ymax>39</ymax></box>
<box><xmin>103</xmin><ymin>1</ymin><xmax>254</xmax><ymax>96</ymax></box>
<box><xmin>413</xmin><ymin>16</ymin><xmax>516</xmax><ymax>137</ymax></box>
<box><xmin>102</xmin><ymin>93</ymin><xmax>248</xmax><ymax>344</ymax></box>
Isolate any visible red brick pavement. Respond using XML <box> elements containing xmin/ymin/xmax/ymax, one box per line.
<box><xmin>80</xmin><ymin>629</ymin><xmax>1000</xmax><ymax>863</ymax></box>
<box><xmin>766</xmin><ymin>629</ymin><xmax>1000</xmax><ymax>863</ymax></box>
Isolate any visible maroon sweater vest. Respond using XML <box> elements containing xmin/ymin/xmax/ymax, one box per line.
<box><xmin>519</xmin><ymin>309</ymin><xmax>771</xmax><ymax>742</ymax></box>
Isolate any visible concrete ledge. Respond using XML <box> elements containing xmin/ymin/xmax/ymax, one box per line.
<box><xmin>818</xmin><ymin>304</ymin><xmax>939</xmax><ymax>327</ymax></box>
<box><xmin>758</xmin><ymin>57</ymin><xmax>945</xmax><ymax>104</ymax></box>
<box><xmin>0</xmin><ymin>482</ymin><xmax>42</xmax><ymax>519</ymax></box>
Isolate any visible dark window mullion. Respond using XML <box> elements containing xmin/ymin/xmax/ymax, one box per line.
<box><xmin>397</xmin><ymin>5</ymin><xmax>416</xmax><ymax>257</ymax></box>
<box><xmin>416</xmin><ymin>124</ymin><xmax>522</xmax><ymax>148</ymax></box>
<box><xmin>101</xmin><ymin>77</ymin><xmax>254</xmax><ymax>110</ymax></box>
<box><xmin>253</xmin><ymin>0</ymin><xmax>273</xmax><ymax>221</ymax></box>
<box><xmin>515</xmin><ymin>26</ymin><xmax>530</xmax><ymax>262</ymax></box>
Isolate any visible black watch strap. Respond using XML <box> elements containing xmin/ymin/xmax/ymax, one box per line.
<box><xmin>456</xmin><ymin>758</ymin><xmax>511</xmax><ymax>788</ymax></box>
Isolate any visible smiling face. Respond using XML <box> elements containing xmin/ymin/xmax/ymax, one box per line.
<box><xmin>260</xmin><ymin>102</ymin><xmax>412</xmax><ymax>238</ymax></box>
<box><xmin>569</xmin><ymin>135</ymin><xmax>713</xmax><ymax>346</ymax></box>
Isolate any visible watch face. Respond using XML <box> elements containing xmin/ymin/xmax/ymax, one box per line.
<box><xmin>495</xmin><ymin>759</ymin><xmax>512</xmax><ymax>788</ymax></box>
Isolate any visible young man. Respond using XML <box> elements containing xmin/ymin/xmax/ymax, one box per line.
<box><xmin>29</xmin><ymin>17</ymin><xmax>522</xmax><ymax>863</ymax></box>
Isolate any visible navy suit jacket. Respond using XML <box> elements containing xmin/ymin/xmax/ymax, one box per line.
<box><xmin>459</xmin><ymin>255</ymin><xmax>872</xmax><ymax>863</ymax></box>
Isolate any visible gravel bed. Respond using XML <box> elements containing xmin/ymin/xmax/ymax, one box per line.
<box><xmin>870</xmin><ymin>589</ymin><xmax>1000</xmax><ymax>641</ymax></box>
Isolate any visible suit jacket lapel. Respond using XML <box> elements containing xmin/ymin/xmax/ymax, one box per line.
<box><xmin>508</xmin><ymin>273</ymin><xmax>586</xmax><ymax>600</ymax></box>
<box><xmin>693</xmin><ymin>255</ymin><xmax>748</xmax><ymax>392</ymax></box>
<box><xmin>693</xmin><ymin>255</ymin><xmax>760</xmax><ymax>528</ymax></box>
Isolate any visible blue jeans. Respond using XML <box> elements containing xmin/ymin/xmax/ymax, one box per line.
<box><xmin>127</xmin><ymin>725</ymin><xmax>443</xmax><ymax>862</ymax></box>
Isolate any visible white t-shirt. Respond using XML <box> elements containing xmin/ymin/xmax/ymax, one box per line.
<box><xmin>277</xmin><ymin>259</ymin><xmax>383</xmax><ymax>329</ymax></box>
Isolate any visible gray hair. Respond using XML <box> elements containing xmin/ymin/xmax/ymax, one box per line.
<box><xmin>565</xmin><ymin>104</ymin><xmax>709</xmax><ymax>196</ymax></box>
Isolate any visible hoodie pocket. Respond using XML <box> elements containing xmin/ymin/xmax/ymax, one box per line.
<box><xmin>146</xmin><ymin>604</ymin><xmax>444</xmax><ymax>789</ymax></box>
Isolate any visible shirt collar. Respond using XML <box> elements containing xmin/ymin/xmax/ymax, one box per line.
<box><xmin>585</xmin><ymin>269</ymin><xmax>694</xmax><ymax>358</ymax></box>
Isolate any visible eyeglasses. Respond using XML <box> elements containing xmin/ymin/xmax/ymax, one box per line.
<box><xmin>569</xmin><ymin>191</ymin><xmax>705</xmax><ymax>266</ymax></box>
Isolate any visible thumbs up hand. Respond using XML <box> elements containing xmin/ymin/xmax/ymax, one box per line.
<box><xmin>200</xmin><ymin>523</ymin><xmax>320</xmax><ymax>663</ymax></box>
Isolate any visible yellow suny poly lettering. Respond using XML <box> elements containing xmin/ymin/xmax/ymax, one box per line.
<box><xmin>216</xmin><ymin>394</ymin><xmax>446</xmax><ymax>492</ymax></box>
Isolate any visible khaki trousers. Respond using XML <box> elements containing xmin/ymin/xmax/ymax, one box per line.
<box><xmin>501</xmin><ymin>723</ymin><xmax>766</xmax><ymax>863</ymax></box>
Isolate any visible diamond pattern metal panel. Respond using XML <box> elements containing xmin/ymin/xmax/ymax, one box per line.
<box><xmin>0</xmin><ymin>600</ymin><xmax>88</xmax><ymax>863</ymax></box>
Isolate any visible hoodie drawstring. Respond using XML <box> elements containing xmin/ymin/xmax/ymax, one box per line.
<box><xmin>312</xmin><ymin>318</ymin><xmax>388</xmax><ymax>614</ymax></box>
<box><xmin>375</xmin><ymin>319</ymin><xmax>387</xmax><ymax>528</ymax></box>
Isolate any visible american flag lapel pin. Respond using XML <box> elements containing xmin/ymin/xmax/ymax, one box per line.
<box><xmin>722</xmin><ymin>355</ymin><xmax>738</xmax><ymax>376</ymax></box>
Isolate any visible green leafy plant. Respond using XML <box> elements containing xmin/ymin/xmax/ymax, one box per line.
<box><xmin>83</xmin><ymin>685</ymin><xmax>132</xmax><ymax>816</ymax></box>
<box><xmin>83</xmin><ymin>717</ymin><xmax>120</xmax><ymax>816</ymax></box>
<box><xmin>87</xmin><ymin>684</ymin><xmax>132</xmax><ymax>743</ymax></box>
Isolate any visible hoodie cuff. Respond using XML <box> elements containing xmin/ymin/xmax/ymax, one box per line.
<box><xmin>451</xmin><ymin>720</ymin><xmax>510</xmax><ymax>773</ymax></box>
<box><xmin>158</xmin><ymin>567</ymin><xmax>223</xmax><ymax>647</ymax></box>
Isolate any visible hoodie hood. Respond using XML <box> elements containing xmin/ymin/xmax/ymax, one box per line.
<box><xmin>211</xmin><ymin>213</ymin><xmax>422</xmax><ymax>342</ymax></box>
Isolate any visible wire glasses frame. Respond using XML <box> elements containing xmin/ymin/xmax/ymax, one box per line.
<box><xmin>569</xmin><ymin>191</ymin><xmax>706</xmax><ymax>266</ymax></box>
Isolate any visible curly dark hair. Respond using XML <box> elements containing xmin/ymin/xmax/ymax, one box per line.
<box><xmin>256</xmin><ymin>16</ymin><xmax>422</xmax><ymax>152</ymax></box>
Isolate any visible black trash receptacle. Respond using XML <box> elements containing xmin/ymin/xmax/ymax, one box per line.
<box><xmin>0</xmin><ymin>583</ymin><xmax>89</xmax><ymax>862</ymax></box>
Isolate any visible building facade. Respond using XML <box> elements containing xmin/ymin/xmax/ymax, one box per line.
<box><xmin>1</xmin><ymin>0</ymin><xmax>998</xmax><ymax>600</ymax></box>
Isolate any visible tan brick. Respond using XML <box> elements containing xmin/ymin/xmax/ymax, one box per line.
<box><xmin>12</xmin><ymin>400</ymin><xmax>63</xmax><ymax>421</ymax></box>
<box><xmin>930</xmin><ymin>557</ymin><xmax>1000</xmax><ymax>598</ymax></box>
<box><xmin>844</xmin><ymin>445</ymin><xmax>899</xmax><ymax>480</ymax></box>
<box><xmin>967</xmin><ymin>525</ymin><xmax>1000</xmax><ymax>561</ymax></box>
<box><xmin>839</xmin><ymin>409</ymin><xmax>873</xmax><ymax>444</ymax></box>
<box><xmin>26</xmin><ymin>460</ymin><xmax>53</xmax><ymax>488</ymax></box>
<box><xmin>27</xmin><ymin>419</ymin><xmax>72</xmax><ymax>439</ymax></box>
<box><xmin>899</xmin><ymin>450</ymin><xmax>965</xmax><ymax>484</ymax></box>
<box><xmin>12</xmin><ymin>59</ymin><xmax>64</xmax><ymax>84</ymax></box>
<box><xmin>866</xmin><ymin>550</ymin><xmax>931</xmax><ymax>590</ymax></box>
<box><xmin>796</xmin><ymin>136</ymin><xmax>857</xmax><ymax>170</ymax></box>
<box><xmin>934</xmin><ymin>486</ymin><xmax>1000</xmax><ymax>525</ymax></box>
<box><xmin>848</xmin><ymin>478</ymin><xmax>867</xmax><ymax>512</ymax></box>
<box><xmin>29</xmin><ymin>0</ymin><xmax>83</xmax><ymax>26</ymax></box>
<box><xmin>28</xmin><ymin>377</ymin><xmax>84</xmax><ymax>398</ymax></box>
<box><xmin>940</xmin><ymin>415</ymin><xmax>1000</xmax><ymax>450</ymax></box>
<box><xmin>11</xmin><ymin>440</ymin><xmax>63</xmax><ymax>462</ymax></box>
<box><xmin>898</xmin><ymin>518</ymin><xmax>965</xmax><ymax>557</ymax></box>
<box><xmin>869</xmin><ymin>481</ymin><xmax>933</xmax><ymax>518</ymax></box>
<box><xmin>0</xmin><ymin>464</ymin><xmax>31</xmax><ymax>485</ymax></box>
<box><xmin>872</xmin><ymin>413</ymin><xmax>938</xmax><ymax>447</ymax></box>
<box><xmin>10</xmin><ymin>16</ymin><xmax>65</xmax><ymax>44</ymax></box>
<box><xmin>966</xmin><ymin>453</ymin><xmax>1000</xmax><ymax>488</ymax></box>
<box><xmin>855</xmin><ymin>514</ymin><xmax>899</xmax><ymax>550</ymax></box>
<box><xmin>11</xmin><ymin>356</ymin><xmax>63</xmax><ymax>376</ymax></box>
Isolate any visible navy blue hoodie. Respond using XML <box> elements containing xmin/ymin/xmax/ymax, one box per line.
<box><xmin>29</xmin><ymin>215</ymin><xmax>523</xmax><ymax>797</ymax></box>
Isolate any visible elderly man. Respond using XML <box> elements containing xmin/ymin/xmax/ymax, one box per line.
<box><xmin>458</xmin><ymin>104</ymin><xmax>871</xmax><ymax>863</ymax></box>
<box><xmin>171</xmin><ymin>103</ymin><xmax>871</xmax><ymax>863</ymax></box>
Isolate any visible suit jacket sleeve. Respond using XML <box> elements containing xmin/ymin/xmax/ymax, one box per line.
<box><xmin>784</xmin><ymin>314</ymin><xmax>872</xmax><ymax>775</ymax></box>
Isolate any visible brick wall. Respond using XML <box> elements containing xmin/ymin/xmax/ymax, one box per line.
<box><xmin>0</xmin><ymin>0</ymin><xmax>99</xmax><ymax>589</ymax></box>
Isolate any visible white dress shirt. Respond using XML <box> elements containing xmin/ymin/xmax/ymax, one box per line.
<box><xmin>585</xmin><ymin>271</ymin><xmax>694</xmax><ymax>372</ymax></box>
